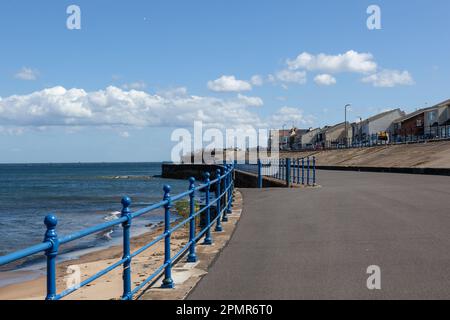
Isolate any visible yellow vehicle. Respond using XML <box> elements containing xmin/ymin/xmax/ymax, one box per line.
<box><xmin>378</xmin><ymin>131</ymin><xmax>389</xmax><ymax>141</ymax></box>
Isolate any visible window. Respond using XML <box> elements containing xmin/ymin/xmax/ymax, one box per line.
<box><xmin>428</xmin><ymin>111</ymin><xmax>436</xmax><ymax>122</ymax></box>
<box><xmin>416</xmin><ymin>119</ymin><xmax>423</xmax><ymax>127</ymax></box>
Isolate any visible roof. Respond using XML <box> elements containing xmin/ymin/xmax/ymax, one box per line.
<box><xmin>437</xmin><ymin>99</ymin><xmax>450</xmax><ymax>107</ymax></box>
<box><xmin>271</xmin><ymin>129</ymin><xmax>291</xmax><ymax>137</ymax></box>
<box><xmin>361</xmin><ymin>108</ymin><xmax>404</xmax><ymax>124</ymax></box>
<box><xmin>395</xmin><ymin>107</ymin><xmax>432</xmax><ymax>123</ymax></box>
<box><xmin>298</xmin><ymin>128</ymin><xmax>321</xmax><ymax>136</ymax></box>
<box><xmin>395</xmin><ymin>99</ymin><xmax>450</xmax><ymax>123</ymax></box>
<box><xmin>320</xmin><ymin>122</ymin><xmax>348</xmax><ymax>133</ymax></box>
<box><xmin>294</xmin><ymin>129</ymin><xmax>309</xmax><ymax>136</ymax></box>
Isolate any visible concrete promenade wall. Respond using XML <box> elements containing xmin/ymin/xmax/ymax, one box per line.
<box><xmin>161</xmin><ymin>163</ymin><xmax>222</xmax><ymax>181</ymax></box>
<box><xmin>161</xmin><ymin>163</ymin><xmax>286</xmax><ymax>188</ymax></box>
<box><xmin>315</xmin><ymin>165</ymin><xmax>450</xmax><ymax>176</ymax></box>
<box><xmin>279</xmin><ymin>140</ymin><xmax>450</xmax><ymax>169</ymax></box>
<box><xmin>234</xmin><ymin>170</ymin><xmax>287</xmax><ymax>188</ymax></box>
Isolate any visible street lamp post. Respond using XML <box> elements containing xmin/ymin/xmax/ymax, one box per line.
<box><xmin>345</xmin><ymin>104</ymin><xmax>351</xmax><ymax>147</ymax></box>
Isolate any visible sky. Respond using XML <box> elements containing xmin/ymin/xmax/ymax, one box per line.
<box><xmin>0</xmin><ymin>0</ymin><xmax>449</xmax><ymax>163</ymax></box>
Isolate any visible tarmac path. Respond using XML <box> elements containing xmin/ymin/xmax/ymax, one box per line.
<box><xmin>188</xmin><ymin>170</ymin><xmax>450</xmax><ymax>300</ymax></box>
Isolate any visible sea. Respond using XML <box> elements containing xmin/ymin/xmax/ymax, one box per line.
<box><xmin>0</xmin><ymin>162</ymin><xmax>187</xmax><ymax>286</ymax></box>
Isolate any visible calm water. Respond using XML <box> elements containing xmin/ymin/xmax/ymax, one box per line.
<box><xmin>0</xmin><ymin>163</ymin><xmax>187</xmax><ymax>260</ymax></box>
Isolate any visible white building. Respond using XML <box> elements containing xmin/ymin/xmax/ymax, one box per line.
<box><xmin>352</xmin><ymin>109</ymin><xmax>405</xmax><ymax>144</ymax></box>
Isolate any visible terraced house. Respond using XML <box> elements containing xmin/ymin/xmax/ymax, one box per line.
<box><xmin>424</xmin><ymin>99</ymin><xmax>450</xmax><ymax>138</ymax></box>
<box><xmin>315</xmin><ymin>122</ymin><xmax>352</xmax><ymax>149</ymax></box>
<box><xmin>394</xmin><ymin>99</ymin><xmax>450</xmax><ymax>140</ymax></box>
<box><xmin>351</xmin><ymin>109</ymin><xmax>405</xmax><ymax>145</ymax></box>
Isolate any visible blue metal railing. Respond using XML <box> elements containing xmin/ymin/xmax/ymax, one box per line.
<box><xmin>0</xmin><ymin>164</ymin><xmax>235</xmax><ymax>300</ymax></box>
<box><xmin>236</xmin><ymin>158</ymin><xmax>317</xmax><ymax>188</ymax></box>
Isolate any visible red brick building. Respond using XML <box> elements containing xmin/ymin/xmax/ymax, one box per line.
<box><xmin>394</xmin><ymin>111</ymin><xmax>425</xmax><ymax>137</ymax></box>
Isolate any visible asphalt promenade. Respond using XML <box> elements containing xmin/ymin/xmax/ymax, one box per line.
<box><xmin>189</xmin><ymin>170</ymin><xmax>450</xmax><ymax>299</ymax></box>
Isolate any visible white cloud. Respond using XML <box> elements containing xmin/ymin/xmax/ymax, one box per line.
<box><xmin>0</xmin><ymin>126</ymin><xmax>25</xmax><ymax>135</ymax></box>
<box><xmin>0</xmin><ymin>86</ymin><xmax>288</xmax><ymax>131</ymax></box>
<box><xmin>287</xmin><ymin>50</ymin><xmax>377</xmax><ymax>74</ymax></box>
<box><xmin>121</xmin><ymin>81</ymin><xmax>147</xmax><ymax>90</ymax></box>
<box><xmin>119</xmin><ymin>131</ymin><xmax>130</xmax><ymax>138</ymax></box>
<box><xmin>250</xmin><ymin>75</ymin><xmax>264</xmax><ymax>86</ymax></box>
<box><xmin>267</xmin><ymin>106</ymin><xmax>314</xmax><ymax>128</ymax></box>
<box><xmin>0</xmin><ymin>86</ymin><xmax>316</xmax><ymax>134</ymax></box>
<box><xmin>274</xmin><ymin>70</ymin><xmax>307</xmax><ymax>84</ymax></box>
<box><xmin>314</xmin><ymin>74</ymin><xmax>337</xmax><ymax>86</ymax></box>
<box><xmin>14</xmin><ymin>67</ymin><xmax>39</xmax><ymax>81</ymax></box>
<box><xmin>361</xmin><ymin>69</ymin><xmax>414</xmax><ymax>87</ymax></box>
<box><xmin>157</xmin><ymin>87</ymin><xmax>188</xmax><ymax>98</ymax></box>
<box><xmin>237</xmin><ymin>94</ymin><xmax>264</xmax><ymax>107</ymax></box>
<box><xmin>207</xmin><ymin>75</ymin><xmax>252</xmax><ymax>92</ymax></box>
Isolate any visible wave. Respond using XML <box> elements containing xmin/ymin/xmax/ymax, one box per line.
<box><xmin>97</xmin><ymin>175</ymin><xmax>153</xmax><ymax>180</ymax></box>
<box><xmin>98</xmin><ymin>211</ymin><xmax>121</xmax><ymax>240</ymax></box>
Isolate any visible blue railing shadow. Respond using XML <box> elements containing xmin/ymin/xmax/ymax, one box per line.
<box><xmin>0</xmin><ymin>164</ymin><xmax>235</xmax><ymax>300</ymax></box>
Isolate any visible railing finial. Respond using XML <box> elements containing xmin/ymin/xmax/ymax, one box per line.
<box><xmin>121</xmin><ymin>196</ymin><xmax>132</xmax><ymax>215</ymax></box>
<box><xmin>44</xmin><ymin>214</ymin><xmax>58</xmax><ymax>236</ymax></box>
<box><xmin>163</xmin><ymin>185</ymin><xmax>171</xmax><ymax>198</ymax></box>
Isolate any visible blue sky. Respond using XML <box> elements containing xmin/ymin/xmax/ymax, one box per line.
<box><xmin>0</xmin><ymin>0</ymin><xmax>449</xmax><ymax>163</ymax></box>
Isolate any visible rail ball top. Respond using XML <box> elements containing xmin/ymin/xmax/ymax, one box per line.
<box><xmin>163</xmin><ymin>185</ymin><xmax>171</xmax><ymax>194</ymax></box>
<box><xmin>189</xmin><ymin>177</ymin><xmax>196</xmax><ymax>185</ymax></box>
<box><xmin>203</xmin><ymin>172</ymin><xmax>211</xmax><ymax>180</ymax></box>
<box><xmin>121</xmin><ymin>196</ymin><xmax>132</xmax><ymax>208</ymax></box>
<box><xmin>44</xmin><ymin>214</ymin><xmax>58</xmax><ymax>229</ymax></box>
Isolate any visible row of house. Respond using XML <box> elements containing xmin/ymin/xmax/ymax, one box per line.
<box><xmin>270</xmin><ymin>99</ymin><xmax>450</xmax><ymax>150</ymax></box>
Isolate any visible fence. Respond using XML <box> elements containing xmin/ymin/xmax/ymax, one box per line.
<box><xmin>0</xmin><ymin>164</ymin><xmax>235</xmax><ymax>300</ymax></box>
<box><xmin>288</xmin><ymin>124</ymin><xmax>450</xmax><ymax>151</ymax></box>
<box><xmin>235</xmin><ymin>157</ymin><xmax>317</xmax><ymax>188</ymax></box>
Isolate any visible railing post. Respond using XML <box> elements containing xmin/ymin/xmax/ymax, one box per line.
<box><xmin>226</xmin><ymin>165</ymin><xmax>232</xmax><ymax>214</ymax></box>
<box><xmin>230</xmin><ymin>165</ymin><xmax>235</xmax><ymax>211</ymax></box>
<box><xmin>292</xmin><ymin>158</ymin><xmax>296</xmax><ymax>184</ymax></box>
<box><xmin>297</xmin><ymin>158</ymin><xmax>300</xmax><ymax>185</ymax></box>
<box><xmin>215</xmin><ymin>169</ymin><xmax>223</xmax><ymax>232</ymax></box>
<box><xmin>302</xmin><ymin>158</ymin><xmax>305</xmax><ymax>185</ymax></box>
<box><xmin>187</xmin><ymin>178</ymin><xmax>197</xmax><ymax>263</ymax></box>
<box><xmin>313</xmin><ymin>156</ymin><xmax>316</xmax><ymax>186</ymax></box>
<box><xmin>222</xmin><ymin>167</ymin><xmax>229</xmax><ymax>222</ymax></box>
<box><xmin>44</xmin><ymin>214</ymin><xmax>59</xmax><ymax>301</ymax></box>
<box><xmin>278</xmin><ymin>159</ymin><xmax>283</xmax><ymax>180</ymax></box>
<box><xmin>307</xmin><ymin>157</ymin><xmax>311</xmax><ymax>186</ymax></box>
<box><xmin>203</xmin><ymin>172</ymin><xmax>213</xmax><ymax>245</ymax></box>
<box><xmin>257</xmin><ymin>159</ymin><xmax>263</xmax><ymax>189</ymax></box>
<box><xmin>286</xmin><ymin>158</ymin><xmax>291</xmax><ymax>187</ymax></box>
<box><xmin>120</xmin><ymin>196</ymin><xmax>133</xmax><ymax>299</ymax></box>
<box><xmin>278</xmin><ymin>159</ymin><xmax>281</xmax><ymax>179</ymax></box>
<box><xmin>161</xmin><ymin>186</ymin><xmax>174</xmax><ymax>288</ymax></box>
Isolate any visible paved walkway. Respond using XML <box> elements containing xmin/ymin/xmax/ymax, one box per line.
<box><xmin>188</xmin><ymin>170</ymin><xmax>450</xmax><ymax>300</ymax></box>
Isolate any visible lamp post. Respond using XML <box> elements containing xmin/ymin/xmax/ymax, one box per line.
<box><xmin>282</xmin><ymin>124</ymin><xmax>287</xmax><ymax>150</ymax></box>
<box><xmin>345</xmin><ymin>104</ymin><xmax>351</xmax><ymax>147</ymax></box>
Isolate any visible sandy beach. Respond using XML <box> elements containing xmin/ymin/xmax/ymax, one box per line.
<box><xmin>0</xmin><ymin>223</ymin><xmax>190</xmax><ymax>300</ymax></box>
